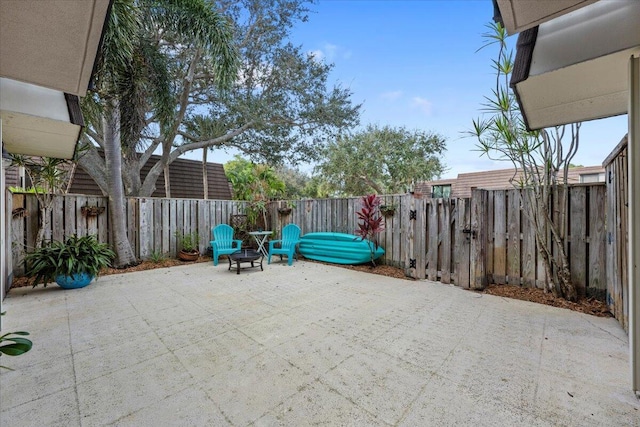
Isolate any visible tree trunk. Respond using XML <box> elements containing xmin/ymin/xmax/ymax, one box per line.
<box><xmin>76</xmin><ymin>144</ymin><xmax>109</xmax><ymax>195</ymax></box>
<box><xmin>163</xmin><ymin>163</ymin><xmax>171</xmax><ymax>198</ymax></box>
<box><xmin>35</xmin><ymin>206</ymin><xmax>49</xmax><ymax>249</ymax></box>
<box><xmin>103</xmin><ymin>101</ymin><xmax>137</xmax><ymax>267</ymax></box>
<box><xmin>202</xmin><ymin>148</ymin><xmax>208</xmax><ymax>200</ymax></box>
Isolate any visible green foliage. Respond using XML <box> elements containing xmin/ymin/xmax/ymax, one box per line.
<box><xmin>89</xmin><ymin>0</ymin><xmax>238</xmax><ymax>149</ymax></box>
<box><xmin>315</xmin><ymin>124</ymin><xmax>447</xmax><ymax>196</ymax></box>
<box><xmin>24</xmin><ymin>235</ymin><xmax>116</xmax><ymax>287</ymax></box>
<box><xmin>225</xmin><ymin>156</ymin><xmax>286</xmax><ymax>201</ymax></box>
<box><xmin>9</xmin><ymin>156</ymin><xmax>77</xmax><ymax>248</ymax></box>
<box><xmin>8</xmin><ymin>186</ymin><xmax>45</xmax><ymax>194</ymax></box>
<box><xmin>180</xmin><ymin>0</ymin><xmax>360</xmax><ymax>166</ymax></box>
<box><xmin>175</xmin><ymin>231</ymin><xmax>199</xmax><ymax>253</ymax></box>
<box><xmin>274</xmin><ymin>166</ymin><xmax>314</xmax><ymax>199</ymax></box>
<box><xmin>0</xmin><ymin>313</ymin><xmax>32</xmax><ymax>370</ymax></box>
<box><xmin>302</xmin><ymin>175</ymin><xmax>332</xmax><ymax>199</ymax></box>
<box><xmin>467</xmin><ymin>22</ymin><xmax>580</xmax><ymax>302</ymax></box>
<box><xmin>149</xmin><ymin>250</ymin><xmax>166</xmax><ymax>263</ymax></box>
<box><xmin>355</xmin><ymin>195</ymin><xmax>385</xmax><ymax>266</ymax></box>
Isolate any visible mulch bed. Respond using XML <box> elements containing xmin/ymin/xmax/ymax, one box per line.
<box><xmin>483</xmin><ymin>284</ymin><xmax>611</xmax><ymax>317</ymax></box>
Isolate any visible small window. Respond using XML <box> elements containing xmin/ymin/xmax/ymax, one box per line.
<box><xmin>432</xmin><ymin>184</ymin><xmax>451</xmax><ymax>198</ymax></box>
<box><xmin>580</xmin><ymin>173</ymin><xmax>604</xmax><ymax>183</ymax></box>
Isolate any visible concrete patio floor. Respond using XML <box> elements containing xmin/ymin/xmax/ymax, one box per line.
<box><xmin>1</xmin><ymin>260</ymin><xmax>638</xmax><ymax>426</ymax></box>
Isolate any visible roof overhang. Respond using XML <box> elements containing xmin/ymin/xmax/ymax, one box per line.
<box><xmin>0</xmin><ymin>0</ymin><xmax>110</xmax><ymax>159</ymax></box>
<box><xmin>0</xmin><ymin>78</ymin><xmax>83</xmax><ymax>159</ymax></box>
<box><xmin>0</xmin><ymin>0</ymin><xmax>111</xmax><ymax>97</ymax></box>
<box><xmin>494</xmin><ymin>0</ymin><xmax>598</xmax><ymax>35</ymax></box>
<box><xmin>510</xmin><ymin>0</ymin><xmax>640</xmax><ymax>130</ymax></box>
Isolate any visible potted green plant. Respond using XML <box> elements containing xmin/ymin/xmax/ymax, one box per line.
<box><xmin>175</xmin><ymin>230</ymin><xmax>200</xmax><ymax>261</ymax></box>
<box><xmin>380</xmin><ymin>203</ymin><xmax>397</xmax><ymax>217</ymax></box>
<box><xmin>277</xmin><ymin>201</ymin><xmax>296</xmax><ymax>216</ymax></box>
<box><xmin>24</xmin><ymin>235</ymin><xmax>115</xmax><ymax>289</ymax></box>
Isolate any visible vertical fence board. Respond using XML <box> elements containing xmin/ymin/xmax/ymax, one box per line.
<box><xmin>493</xmin><ymin>190</ymin><xmax>507</xmax><ymax>285</ymax></box>
<box><xmin>521</xmin><ymin>192</ymin><xmax>537</xmax><ymax>287</ymax></box>
<box><xmin>169</xmin><ymin>199</ymin><xmax>177</xmax><ymax>255</ymax></box>
<box><xmin>486</xmin><ymin>190</ymin><xmax>495</xmax><ymax>284</ymax></box>
<box><xmin>569</xmin><ymin>186</ymin><xmax>587</xmax><ymax>298</ymax></box>
<box><xmin>162</xmin><ymin>200</ymin><xmax>170</xmax><ymax>255</ymax></box>
<box><xmin>138</xmin><ymin>198</ymin><xmax>152</xmax><ymax>259</ymax></box>
<box><xmin>469</xmin><ymin>189</ymin><xmax>488</xmax><ymax>290</ymax></box>
<box><xmin>98</xmin><ymin>199</ymin><xmax>108</xmax><ymax>244</ymax></box>
<box><xmin>64</xmin><ymin>194</ymin><xmax>76</xmax><ymax>240</ymax></box>
<box><xmin>405</xmin><ymin>196</ymin><xmax>416</xmax><ymax>278</ymax></box>
<box><xmin>11</xmin><ymin>194</ymin><xmax>25</xmax><ymax>275</ymax></box>
<box><xmin>506</xmin><ymin>190</ymin><xmax>521</xmax><ymax>285</ymax></box>
<box><xmin>25</xmin><ymin>194</ymin><xmax>38</xmax><ymax>249</ymax></box>
<box><xmin>126</xmin><ymin>198</ymin><xmax>137</xmax><ymax>254</ymax></box>
<box><xmin>440</xmin><ymin>198</ymin><xmax>452</xmax><ymax>284</ymax></box>
<box><xmin>75</xmin><ymin>195</ymin><xmax>88</xmax><ymax>237</ymax></box>
<box><xmin>455</xmin><ymin>197</ymin><xmax>471</xmax><ymax>287</ymax></box>
<box><xmin>416</xmin><ymin>198</ymin><xmax>427</xmax><ymax>279</ymax></box>
<box><xmin>426</xmin><ymin>200</ymin><xmax>438</xmax><ymax>281</ymax></box>
<box><xmin>6</xmin><ymin>191</ymin><xmax>15</xmax><ymax>284</ymax></box>
<box><xmin>52</xmin><ymin>197</ymin><xmax>64</xmax><ymax>242</ymax></box>
<box><xmin>589</xmin><ymin>185</ymin><xmax>606</xmax><ymax>299</ymax></box>
<box><xmin>152</xmin><ymin>199</ymin><xmax>161</xmax><ymax>255</ymax></box>
<box><xmin>198</xmin><ymin>201</ymin><xmax>208</xmax><ymax>254</ymax></box>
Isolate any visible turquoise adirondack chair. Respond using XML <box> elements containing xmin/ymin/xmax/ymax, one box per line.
<box><xmin>211</xmin><ymin>224</ymin><xmax>242</xmax><ymax>266</ymax></box>
<box><xmin>268</xmin><ymin>224</ymin><xmax>301</xmax><ymax>266</ymax></box>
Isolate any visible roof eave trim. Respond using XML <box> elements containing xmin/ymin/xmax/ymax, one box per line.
<box><xmin>510</xmin><ymin>26</ymin><xmax>538</xmax><ymax>131</ymax></box>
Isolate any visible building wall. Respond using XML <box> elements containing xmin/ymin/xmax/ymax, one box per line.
<box><xmin>416</xmin><ymin>165</ymin><xmax>606</xmax><ymax>198</ymax></box>
<box><xmin>68</xmin><ymin>155</ymin><xmax>233</xmax><ymax>200</ymax></box>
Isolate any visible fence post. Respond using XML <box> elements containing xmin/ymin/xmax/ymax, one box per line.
<box><xmin>454</xmin><ymin>198</ymin><xmax>471</xmax><ymax>287</ymax></box>
<box><xmin>405</xmin><ymin>195</ymin><xmax>416</xmax><ymax>278</ymax></box>
<box><xmin>469</xmin><ymin>189</ymin><xmax>488</xmax><ymax>290</ymax></box>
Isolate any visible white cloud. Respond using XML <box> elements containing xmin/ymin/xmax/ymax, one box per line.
<box><xmin>411</xmin><ymin>96</ymin><xmax>433</xmax><ymax>116</ymax></box>
<box><xmin>308</xmin><ymin>43</ymin><xmax>350</xmax><ymax>64</ymax></box>
<box><xmin>380</xmin><ymin>90</ymin><xmax>403</xmax><ymax>101</ymax></box>
<box><xmin>323</xmin><ymin>43</ymin><xmax>338</xmax><ymax>60</ymax></box>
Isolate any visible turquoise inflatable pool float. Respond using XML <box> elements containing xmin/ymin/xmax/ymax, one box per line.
<box><xmin>299</xmin><ymin>232</ymin><xmax>385</xmax><ymax>265</ymax></box>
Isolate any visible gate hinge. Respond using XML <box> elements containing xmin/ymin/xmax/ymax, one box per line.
<box><xmin>409</xmin><ymin>210</ymin><xmax>417</xmax><ymax>220</ymax></box>
<box><xmin>409</xmin><ymin>258</ymin><xmax>416</xmax><ymax>269</ymax></box>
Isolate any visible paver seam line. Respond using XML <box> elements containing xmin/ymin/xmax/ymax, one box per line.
<box><xmin>104</xmin><ymin>382</ymin><xmax>229</xmax><ymax>427</ymax></box>
<box><xmin>394</xmin><ymin>302</ymin><xmax>489</xmax><ymax>426</ymax></box>
<box><xmin>0</xmin><ymin>384</ymin><xmax>78</xmax><ymax>411</ymax></box>
<box><xmin>200</xmin><ymin>347</ymin><xmax>315</xmax><ymax>426</ymax></box>
<box><xmin>65</xmin><ymin>293</ymin><xmax>83</xmax><ymax>426</ymax></box>
<box><xmin>583</xmin><ymin>317</ymin><xmax>627</xmax><ymax>344</ymax></box>
<box><xmin>315</xmin><ymin>355</ymin><xmax>395</xmax><ymax>427</ymax></box>
<box><xmin>533</xmin><ymin>316</ymin><xmax>546</xmax><ymax>412</ymax></box>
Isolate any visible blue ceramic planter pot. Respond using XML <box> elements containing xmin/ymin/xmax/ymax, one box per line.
<box><xmin>55</xmin><ymin>273</ymin><xmax>94</xmax><ymax>289</ymax></box>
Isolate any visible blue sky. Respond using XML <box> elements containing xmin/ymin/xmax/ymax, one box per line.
<box><xmin>205</xmin><ymin>0</ymin><xmax>629</xmax><ymax>179</ymax></box>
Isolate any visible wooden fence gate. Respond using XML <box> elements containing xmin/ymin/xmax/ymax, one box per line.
<box><xmin>404</xmin><ymin>185</ymin><xmax>607</xmax><ymax>300</ymax></box>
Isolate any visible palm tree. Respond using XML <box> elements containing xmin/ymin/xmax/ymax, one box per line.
<box><xmin>84</xmin><ymin>0</ymin><xmax>237</xmax><ymax>266</ymax></box>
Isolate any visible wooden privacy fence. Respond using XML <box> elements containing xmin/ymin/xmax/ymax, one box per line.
<box><xmin>9</xmin><ymin>185</ymin><xmax>609</xmax><ymax>307</ymax></box>
<box><xmin>9</xmin><ymin>193</ymin><xmax>246</xmax><ymax>274</ymax></box>
<box><xmin>604</xmin><ymin>136</ymin><xmax>629</xmax><ymax>331</ymax></box>
<box><xmin>272</xmin><ymin>185</ymin><xmax>607</xmax><ymax>299</ymax></box>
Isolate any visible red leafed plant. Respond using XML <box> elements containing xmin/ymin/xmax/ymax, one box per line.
<box><xmin>355</xmin><ymin>194</ymin><xmax>385</xmax><ymax>266</ymax></box>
